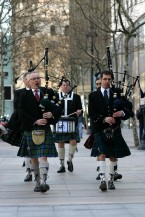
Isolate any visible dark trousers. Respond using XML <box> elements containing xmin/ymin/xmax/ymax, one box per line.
<box><xmin>139</xmin><ymin>123</ymin><xmax>144</xmax><ymax>140</ymax></box>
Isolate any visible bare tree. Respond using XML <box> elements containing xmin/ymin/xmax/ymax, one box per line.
<box><xmin>114</xmin><ymin>0</ymin><xmax>145</xmax><ymax>146</ymax></box>
<box><xmin>12</xmin><ymin>0</ymin><xmax>72</xmax><ymax>90</ymax></box>
<box><xmin>73</xmin><ymin>0</ymin><xmax>145</xmax><ymax>145</ymax></box>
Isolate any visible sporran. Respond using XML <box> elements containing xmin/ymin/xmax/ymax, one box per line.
<box><xmin>32</xmin><ymin>130</ymin><xmax>45</xmax><ymax>145</ymax></box>
<box><xmin>103</xmin><ymin>127</ymin><xmax>114</xmax><ymax>142</ymax></box>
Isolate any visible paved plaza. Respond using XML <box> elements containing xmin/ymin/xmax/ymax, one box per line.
<box><xmin>0</xmin><ymin>128</ymin><xmax>145</xmax><ymax>216</ymax></box>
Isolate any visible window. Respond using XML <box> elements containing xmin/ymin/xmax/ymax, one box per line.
<box><xmin>50</xmin><ymin>25</ymin><xmax>56</xmax><ymax>36</ymax></box>
<box><xmin>3</xmin><ymin>72</ymin><xmax>8</xmax><ymax>78</ymax></box>
<box><xmin>29</xmin><ymin>22</ymin><xmax>36</xmax><ymax>35</ymax></box>
<box><xmin>64</xmin><ymin>25</ymin><xmax>69</xmax><ymax>36</ymax></box>
<box><xmin>4</xmin><ymin>86</ymin><xmax>13</xmax><ymax>101</ymax></box>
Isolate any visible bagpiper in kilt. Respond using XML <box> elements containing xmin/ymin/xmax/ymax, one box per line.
<box><xmin>17</xmin><ymin>71</ymin><xmax>61</xmax><ymax>193</ymax></box>
<box><xmin>4</xmin><ymin>72</ymin><xmax>56</xmax><ymax>183</ymax></box>
<box><xmin>54</xmin><ymin>79</ymin><xmax>83</xmax><ymax>173</ymax></box>
<box><xmin>88</xmin><ymin>70</ymin><xmax>133</xmax><ymax>192</ymax></box>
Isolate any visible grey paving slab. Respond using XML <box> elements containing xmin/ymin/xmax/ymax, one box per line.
<box><xmin>0</xmin><ymin>128</ymin><xmax>145</xmax><ymax>217</ymax></box>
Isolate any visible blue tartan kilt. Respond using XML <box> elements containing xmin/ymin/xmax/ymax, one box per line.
<box><xmin>54</xmin><ymin>129</ymin><xmax>80</xmax><ymax>143</ymax></box>
<box><xmin>91</xmin><ymin>128</ymin><xmax>131</xmax><ymax>158</ymax></box>
<box><xmin>17</xmin><ymin>130</ymin><xmax>58</xmax><ymax>158</ymax></box>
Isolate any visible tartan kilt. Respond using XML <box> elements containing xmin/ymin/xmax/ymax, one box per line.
<box><xmin>91</xmin><ymin>127</ymin><xmax>131</xmax><ymax>158</ymax></box>
<box><xmin>17</xmin><ymin>130</ymin><xmax>58</xmax><ymax>158</ymax></box>
<box><xmin>54</xmin><ymin>129</ymin><xmax>80</xmax><ymax>143</ymax></box>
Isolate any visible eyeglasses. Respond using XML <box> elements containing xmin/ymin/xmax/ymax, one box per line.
<box><xmin>96</xmin><ymin>83</ymin><xmax>101</xmax><ymax>86</ymax></box>
<box><xmin>29</xmin><ymin>77</ymin><xmax>41</xmax><ymax>81</ymax></box>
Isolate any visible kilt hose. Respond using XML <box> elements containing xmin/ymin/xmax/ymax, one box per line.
<box><xmin>17</xmin><ymin>130</ymin><xmax>58</xmax><ymax>158</ymax></box>
<box><xmin>91</xmin><ymin>127</ymin><xmax>131</xmax><ymax>158</ymax></box>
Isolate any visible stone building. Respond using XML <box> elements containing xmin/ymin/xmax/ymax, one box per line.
<box><xmin>12</xmin><ymin>0</ymin><xmax>111</xmax><ymax>95</ymax></box>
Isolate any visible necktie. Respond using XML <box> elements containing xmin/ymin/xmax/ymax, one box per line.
<box><xmin>104</xmin><ymin>89</ymin><xmax>109</xmax><ymax>104</ymax></box>
<box><xmin>34</xmin><ymin>90</ymin><xmax>40</xmax><ymax>102</ymax></box>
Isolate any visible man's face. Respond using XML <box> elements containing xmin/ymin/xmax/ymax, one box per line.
<box><xmin>96</xmin><ymin>79</ymin><xmax>101</xmax><ymax>89</ymax></box>
<box><xmin>101</xmin><ymin>74</ymin><xmax>112</xmax><ymax>89</ymax></box>
<box><xmin>61</xmin><ymin>81</ymin><xmax>70</xmax><ymax>93</ymax></box>
<box><xmin>28</xmin><ymin>72</ymin><xmax>41</xmax><ymax>89</ymax></box>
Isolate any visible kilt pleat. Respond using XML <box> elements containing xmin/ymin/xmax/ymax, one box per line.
<box><xmin>91</xmin><ymin>128</ymin><xmax>131</xmax><ymax>158</ymax></box>
<box><xmin>54</xmin><ymin>129</ymin><xmax>80</xmax><ymax>143</ymax></box>
<box><xmin>17</xmin><ymin>130</ymin><xmax>58</xmax><ymax>158</ymax></box>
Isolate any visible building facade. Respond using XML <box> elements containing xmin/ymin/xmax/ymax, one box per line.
<box><xmin>12</xmin><ymin>0</ymin><xmax>70</xmax><ymax>90</ymax></box>
<box><xmin>12</xmin><ymin>0</ymin><xmax>111</xmax><ymax>93</ymax></box>
<box><xmin>111</xmin><ymin>8</ymin><xmax>145</xmax><ymax>112</ymax></box>
<box><xmin>0</xmin><ymin>32</ymin><xmax>13</xmax><ymax>117</ymax></box>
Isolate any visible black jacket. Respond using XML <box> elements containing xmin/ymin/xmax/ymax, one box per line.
<box><xmin>18</xmin><ymin>89</ymin><xmax>61</xmax><ymax>131</ymax></box>
<box><xmin>56</xmin><ymin>91</ymin><xmax>83</xmax><ymax>124</ymax></box>
<box><xmin>7</xmin><ymin>87</ymin><xmax>55</xmax><ymax>130</ymax></box>
<box><xmin>88</xmin><ymin>88</ymin><xmax>133</xmax><ymax>133</ymax></box>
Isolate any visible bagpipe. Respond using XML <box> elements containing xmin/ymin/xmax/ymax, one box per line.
<box><xmin>96</xmin><ymin>46</ymin><xmax>144</xmax><ymax>118</ymax></box>
<box><xmin>30</xmin><ymin>48</ymin><xmax>78</xmax><ymax>112</ymax></box>
<box><xmin>84</xmin><ymin>46</ymin><xmax>139</xmax><ymax>148</ymax></box>
<box><xmin>39</xmin><ymin>83</ymin><xmax>77</xmax><ymax>112</ymax></box>
<box><xmin>42</xmin><ymin>48</ymin><xmax>77</xmax><ymax>109</ymax></box>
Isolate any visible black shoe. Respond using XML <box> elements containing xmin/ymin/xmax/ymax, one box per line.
<box><xmin>108</xmin><ymin>180</ymin><xmax>115</xmax><ymax>190</ymax></box>
<box><xmin>114</xmin><ymin>172</ymin><xmax>122</xmax><ymax>181</ymax></box>
<box><xmin>96</xmin><ymin>173</ymin><xmax>101</xmax><ymax>180</ymax></box>
<box><xmin>40</xmin><ymin>184</ymin><xmax>50</xmax><ymax>193</ymax></box>
<box><xmin>99</xmin><ymin>181</ymin><xmax>107</xmax><ymax>191</ymax></box>
<box><xmin>24</xmin><ymin>174</ymin><xmax>32</xmax><ymax>182</ymax></box>
<box><xmin>34</xmin><ymin>183</ymin><xmax>41</xmax><ymax>192</ymax></box>
<box><xmin>57</xmin><ymin>166</ymin><xmax>66</xmax><ymax>173</ymax></box>
<box><xmin>22</xmin><ymin>161</ymin><xmax>25</xmax><ymax>167</ymax></box>
<box><xmin>67</xmin><ymin>160</ymin><xmax>73</xmax><ymax>172</ymax></box>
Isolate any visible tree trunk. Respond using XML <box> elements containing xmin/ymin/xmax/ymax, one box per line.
<box><xmin>124</xmin><ymin>36</ymin><xmax>139</xmax><ymax>147</ymax></box>
<box><xmin>131</xmin><ymin>116</ymin><xmax>139</xmax><ymax>147</ymax></box>
<box><xmin>113</xmin><ymin>35</ymin><xmax>119</xmax><ymax>84</ymax></box>
<box><xmin>0</xmin><ymin>58</ymin><xmax>4</xmax><ymax>116</ymax></box>
<box><xmin>80</xmin><ymin>65</ymin><xmax>88</xmax><ymax>130</ymax></box>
